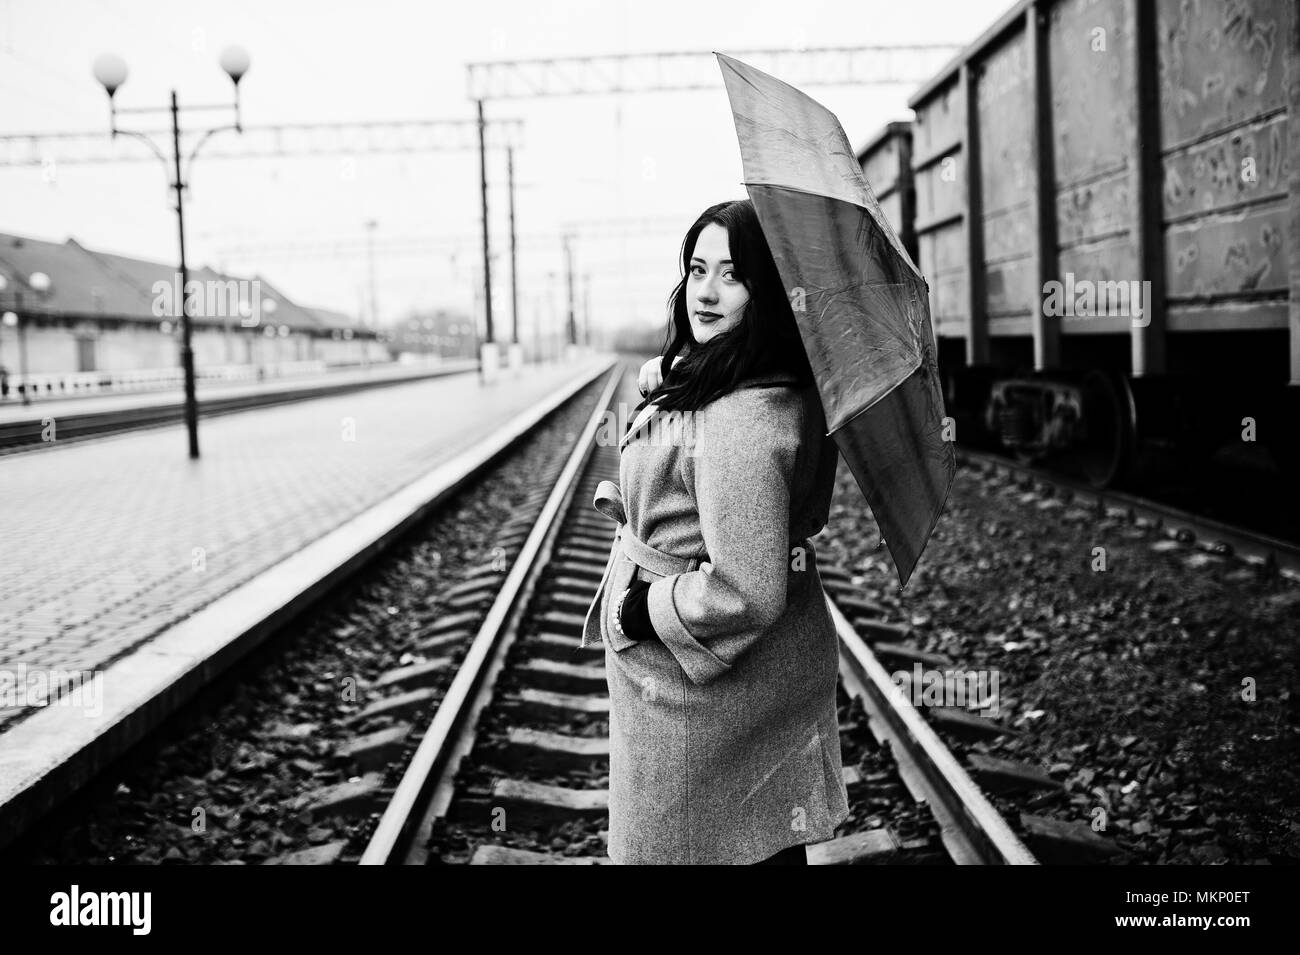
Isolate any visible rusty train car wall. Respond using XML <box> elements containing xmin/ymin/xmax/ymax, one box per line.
<box><xmin>862</xmin><ymin>0</ymin><xmax>1299</xmax><ymax>489</ymax></box>
<box><xmin>856</xmin><ymin>120</ymin><xmax>919</xmax><ymax>265</ymax></box>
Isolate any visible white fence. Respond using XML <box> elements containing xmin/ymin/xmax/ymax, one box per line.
<box><xmin>0</xmin><ymin>360</ymin><xmax>347</xmax><ymax>402</ymax></box>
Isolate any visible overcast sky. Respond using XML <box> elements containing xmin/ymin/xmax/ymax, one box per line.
<box><xmin>0</xmin><ymin>0</ymin><xmax>1011</xmax><ymax>337</ymax></box>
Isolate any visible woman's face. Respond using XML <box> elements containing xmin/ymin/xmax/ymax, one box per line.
<box><xmin>687</xmin><ymin>222</ymin><xmax>750</xmax><ymax>345</ymax></box>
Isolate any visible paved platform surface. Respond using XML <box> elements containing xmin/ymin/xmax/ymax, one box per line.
<box><xmin>0</xmin><ymin>356</ymin><xmax>608</xmax><ymax>734</ymax></box>
<box><xmin>0</xmin><ymin>358</ymin><xmax>477</xmax><ymax>424</ymax></box>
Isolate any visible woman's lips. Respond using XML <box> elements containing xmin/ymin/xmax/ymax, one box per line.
<box><xmin>695</xmin><ymin>311</ymin><xmax>722</xmax><ymax>322</ymax></box>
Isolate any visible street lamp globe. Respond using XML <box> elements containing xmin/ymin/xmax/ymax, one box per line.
<box><xmin>92</xmin><ymin>53</ymin><xmax>129</xmax><ymax>96</ymax></box>
<box><xmin>2</xmin><ymin>312</ymin><xmax>16</xmax><ymax>328</ymax></box>
<box><xmin>28</xmin><ymin>271</ymin><xmax>51</xmax><ymax>293</ymax></box>
<box><xmin>219</xmin><ymin>46</ymin><xmax>251</xmax><ymax>85</ymax></box>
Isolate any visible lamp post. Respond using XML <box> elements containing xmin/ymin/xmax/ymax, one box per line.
<box><xmin>93</xmin><ymin>45</ymin><xmax>250</xmax><ymax>460</ymax></box>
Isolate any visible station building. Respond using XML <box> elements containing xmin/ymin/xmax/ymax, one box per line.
<box><xmin>0</xmin><ymin>231</ymin><xmax>389</xmax><ymax>398</ymax></box>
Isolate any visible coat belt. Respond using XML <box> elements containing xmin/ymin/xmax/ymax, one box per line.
<box><xmin>581</xmin><ymin>480</ymin><xmax>706</xmax><ymax>647</ymax></box>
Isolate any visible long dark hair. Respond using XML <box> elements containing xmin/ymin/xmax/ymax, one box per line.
<box><xmin>636</xmin><ymin>199</ymin><xmax>813</xmax><ymax>417</ymax></box>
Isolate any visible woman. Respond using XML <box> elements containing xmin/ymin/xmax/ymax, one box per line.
<box><xmin>580</xmin><ymin>199</ymin><xmax>849</xmax><ymax>865</ymax></box>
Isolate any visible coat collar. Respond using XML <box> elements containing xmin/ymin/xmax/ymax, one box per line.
<box><xmin>735</xmin><ymin>370</ymin><xmax>801</xmax><ymax>390</ymax></box>
<box><xmin>618</xmin><ymin>370</ymin><xmax>803</xmax><ymax>450</ymax></box>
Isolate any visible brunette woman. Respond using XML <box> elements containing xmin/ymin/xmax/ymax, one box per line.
<box><xmin>581</xmin><ymin>198</ymin><xmax>849</xmax><ymax>865</ymax></box>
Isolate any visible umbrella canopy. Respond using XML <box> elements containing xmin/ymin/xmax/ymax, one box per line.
<box><xmin>716</xmin><ymin>51</ymin><xmax>955</xmax><ymax>589</ymax></box>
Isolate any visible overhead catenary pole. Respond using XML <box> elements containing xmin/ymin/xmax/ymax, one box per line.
<box><xmin>468</xmin><ymin>263</ymin><xmax>484</xmax><ymax>371</ymax></box>
<box><xmin>171</xmin><ymin>90</ymin><xmax>199</xmax><ymax>460</ymax></box>
<box><xmin>563</xmin><ymin>234</ymin><xmax>576</xmax><ymax>347</ymax></box>
<box><xmin>507</xmin><ymin>144</ymin><xmax>519</xmax><ymax>346</ymax></box>
<box><xmin>532</xmin><ymin>295</ymin><xmax>542</xmax><ymax>363</ymax></box>
<box><xmin>582</xmin><ymin>271</ymin><xmax>591</xmax><ymax>349</ymax></box>
<box><xmin>476</xmin><ymin>98</ymin><xmax>494</xmax><ymax>373</ymax></box>
<box><xmin>365</xmin><ymin>219</ymin><xmax>378</xmax><ymax>329</ymax></box>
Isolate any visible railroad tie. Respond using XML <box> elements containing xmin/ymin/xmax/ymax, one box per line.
<box><xmin>412</xmin><ymin>629</ymin><xmax>471</xmax><ymax>656</ymax></box>
<box><xmin>488</xmin><ymin>530</ymin><xmax>530</xmax><ymax>553</ymax></box>
<box><xmin>817</xmin><ymin>565</ymin><xmax>853</xmax><ymax>585</ymax></box>
<box><xmin>442</xmin><ymin>575</ymin><xmax>500</xmax><ymax>601</ymax></box>
<box><xmin>536</xmin><ymin>609</ymin><xmax>589</xmax><ymax>636</ymax></box>
<box><xmin>515</xmin><ymin>658</ymin><xmax>607</xmax><ymax>695</ymax></box>
<box><xmin>421</xmin><ymin>610</ymin><xmax>482</xmax><ymax>637</ymax></box>
<box><xmin>496</xmin><ymin>726</ymin><xmax>610</xmax><ymax>772</ymax></box>
<box><xmin>967</xmin><ymin>755</ymin><xmax>1064</xmax><ymax>795</ymax></box>
<box><xmin>833</xmin><ymin>594</ymin><xmax>890</xmax><ymax>620</ymax></box>
<box><xmin>262</xmin><ymin>841</ymin><xmax>351</xmax><ymax>865</ymax></box>
<box><xmin>337</xmin><ymin>723</ymin><xmax>411</xmax><ymax>773</ymax></box>
<box><xmin>555</xmin><ymin>544</ymin><xmax>609</xmax><ymax>564</ymax></box>
<box><xmin>806</xmin><ymin>829</ymin><xmax>901</xmax><ymax>865</ymax></box>
<box><xmin>549</xmin><ymin>574</ymin><xmax>603</xmax><ymax>594</ymax></box>
<box><xmin>501</xmin><ymin>687</ymin><xmax>610</xmax><ymax>724</ymax></box>
<box><xmin>549</xmin><ymin>561</ymin><xmax>606</xmax><ymax>582</ymax></box>
<box><xmin>853</xmin><ymin>620</ymin><xmax>914</xmax><ymax>644</ymax></box>
<box><xmin>871</xmin><ymin>642</ymin><xmax>953</xmax><ymax>669</ymax></box>
<box><xmin>547</xmin><ymin>590</ymin><xmax>599</xmax><ymax>615</ymax></box>
<box><xmin>445</xmin><ymin>587</ymin><xmax>495</xmax><ymax>612</ymax></box>
<box><xmin>524</xmin><ymin>632</ymin><xmax>589</xmax><ymax>662</ymax></box>
<box><xmin>343</xmin><ymin>686</ymin><xmax>439</xmax><ymax>726</ymax></box>
<box><xmin>372</xmin><ymin>658</ymin><xmax>453</xmax><ymax>692</ymax></box>
<box><xmin>294</xmin><ymin>772</ymin><xmax>388</xmax><ymax>818</ymax></box>
<box><xmin>564</xmin><ymin>531</ymin><xmax>612</xmax><ymax>550</ymax></box>
<box><xmin>470</xmin><ymin>846</ymin><xmax>605</xmax><ymax>865</ymax></box>
<box><xmin>1019</xmin><ymin>814</ymin><xmax>1128</xmax><ymax>864</ymax></box>
<box><xmin>488</xmin><ymin>778</ymin><xmax>608</xmax><ymax>827</ymax></box>
<box><xmin>927</xmin><ymin>706</ymin><xmax>1015</xmax><ymax>742</ymax></box>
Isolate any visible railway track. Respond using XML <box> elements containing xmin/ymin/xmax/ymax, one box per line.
<box><xmin>9</xmin><ymin>363</ymin><xmax>1134</xmax><ymax>865</ymax></box>
<box><xmin>354</xmin><ymin>367</ymin><xmax>1039</xmax><ymax>865</ymax></box>
<box><xmin>957</xmin><ymin>448</ymin><xmax>1300</xmax><ymax>583</ymax></box>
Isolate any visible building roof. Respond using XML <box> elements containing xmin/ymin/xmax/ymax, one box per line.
<box><xmin>0</xmin><ymin>232</ymin><xmax>150</xmax><ymax>319</ymax></box>
<box><xmin>0</xmin><ymin>230</ymin><xmax>368</xmax><ymax>335</ymax></box>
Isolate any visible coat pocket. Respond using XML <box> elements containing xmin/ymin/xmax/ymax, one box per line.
<box><xmin>602</xmin><ymin>551</ymin><xmax>642</xmax><ymax>652</ymax></box>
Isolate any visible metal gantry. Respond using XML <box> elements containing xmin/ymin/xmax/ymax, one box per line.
<box><xmin>0</xmin><ymin>119</ymin><xmax>524</xmax><ymax>166</ymax></box>
<box><xmin>465</xmin><ymin>46</ymin><xmax>963</xmax><ymax>100</ymax></box>
<box><xmin>466</xmin><ymin>46</ymin><xmax>962</xmax><ymax>353</ymax></box>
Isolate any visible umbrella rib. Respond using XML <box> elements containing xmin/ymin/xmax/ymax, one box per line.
<box><xmin>825</xmin><ymin>369</ymin><xmax>918</xmax><ymax>436</ymax></box>
<box><xmin>742</xmin><ymin>180</ymin><xmax>925</xmax><ymax>281</ymax></box>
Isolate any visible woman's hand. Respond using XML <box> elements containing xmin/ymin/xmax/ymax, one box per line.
<box><xmin>637</xmin><ymin>355</ymin><xmax>683</xmax><ymax>396</ymax></box>
<box><xmin>616</xmin><ymin>579</ymin><xmax>659</xmax><ymax>642</ymax></box>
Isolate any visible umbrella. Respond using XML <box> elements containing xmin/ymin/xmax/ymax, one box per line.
<box><xmin>716</xmin><ymin>51</ymin><xmax>955</xmax><ymax>589</ymax></box>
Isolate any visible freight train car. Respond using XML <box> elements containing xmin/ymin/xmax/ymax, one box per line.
<box><xmin>862</xmin><ymin>0</ymin><xmax>1299</xmax><ymax>490</ymax></box>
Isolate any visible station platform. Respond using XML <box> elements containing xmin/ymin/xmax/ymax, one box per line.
<box><xmin>0</xmin><ymin>356</ymin><xmax>611</xmax><ymax>737</ymax></box>
<box><xmin>0</xmin><ymin>358</ymin><xmax>478</xmax><ymax>426</ymax></box>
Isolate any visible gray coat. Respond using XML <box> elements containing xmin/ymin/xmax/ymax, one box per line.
<box><xmin>581</xmin><ymin>369</ymin><xmax>849</xmax><ymax>864</ymax></box>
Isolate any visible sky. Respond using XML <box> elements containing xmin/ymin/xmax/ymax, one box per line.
<box><xmin>0</xmin><ymin>0</ymin><xmax>1012</xmax><ymax>339</ymax></box>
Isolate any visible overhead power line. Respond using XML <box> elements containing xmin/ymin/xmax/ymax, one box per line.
<box><xmin>0</xmin><ymin>117</ymin><xmax>524</xmax><ymax>166</ymax></box>
<box><xmin>465</xmin><ymin>45</ymin><xmax>962</xmax><ymax>99</ymax></box>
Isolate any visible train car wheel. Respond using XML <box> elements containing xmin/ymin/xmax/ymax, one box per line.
<box><xmin>1077</xmin><ymin>370</ymin><xmax>1135</xmax><ymax>489</ymax></box>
